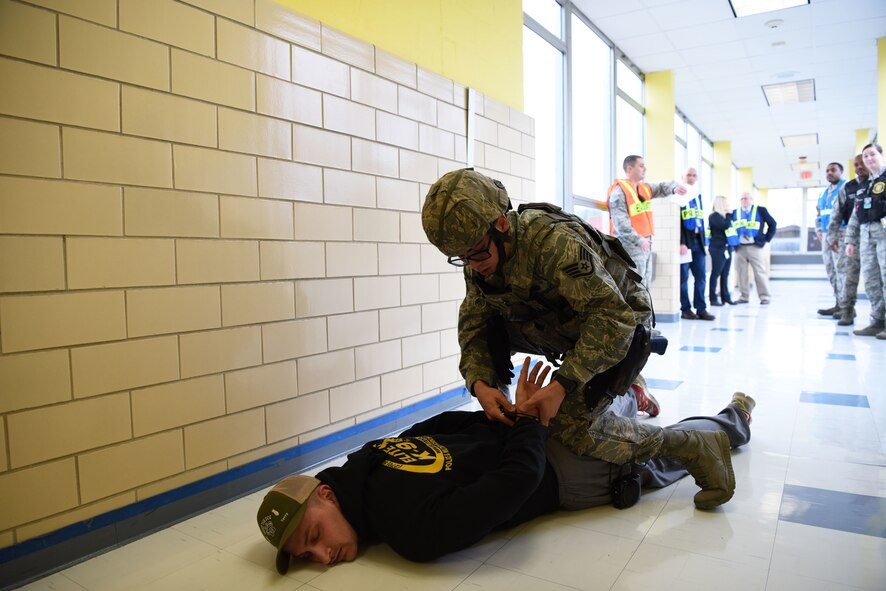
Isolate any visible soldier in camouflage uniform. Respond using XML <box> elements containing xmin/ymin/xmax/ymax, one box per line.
<box><xmin>826</xmin><ymin>155</ymin><xmax>866</xmax><ymax>325</ymax></box>
<box><xmin>421</xmin><ymin>168</ymin><xmax>735</xmax><ymax>509</ymax></box>
<box><xmin>846</xmin><ymin>143</ymin><xmax>886</xmax><ymax>338</ymax></box>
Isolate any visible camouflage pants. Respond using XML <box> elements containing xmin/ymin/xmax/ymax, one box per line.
<box><xmin>549</xmin><ymin>388</ymin><xmax>663</xmax><ymax>465</ymax></box>
<box><xmin>822</xmin><ymin>243</ymin><xmax>840</xmax><ymax>303</ymax></box>
<box><xmin>837</xmin><ymin>233</ymin><xmax>861</xmax><ymax>308</ymax></box>
<box><xmin>859</xmin><ymin>222</ymin><xmax>886</xmax><ymax>321</ymax></box>
<box><xmin>623</xmin><ymin>243</ymin><xmax>653</xmax><ymax>288</ymax></box>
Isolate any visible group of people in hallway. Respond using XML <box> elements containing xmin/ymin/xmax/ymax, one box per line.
<box><xmin>607</xmin><ymin>157</ymin><xmax>777</xmax><ymax>319</ymax></box>
<box><xmin>818</xmin><ymin>143</ymin><xmax>886</xmax><ymax>340</ymax></box>
<box><xmin>259</xmin><ymin>167</ymin><xmax>755</xmax><ymax>572</ymax></box>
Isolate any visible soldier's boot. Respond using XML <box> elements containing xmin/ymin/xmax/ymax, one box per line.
<box><xmin>660</xmin><ymin>429</ymin><xmax>735</xmax><ymax>510</ymax></box>
<box><xmin>837</xmin><ymin>307</ymin><xmax>856</xmax><ymax>326</ymax></box>
<box><xmin>817</xmin><ymin>303</ymin><xmax>840</xmax><ymax>316</ymax></box>
<box><xmin>730</xmin><ymin>392</ymin><xmax>756</xmax><ymax>424</ymax></box>
<box><xmin>853</xmin><ymin>319</ymin><xmax>886</xmax><ymax>336</ymax></box>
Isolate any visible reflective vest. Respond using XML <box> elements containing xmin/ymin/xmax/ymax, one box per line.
<box><xmin>733</xmin><ymin>205</ymin><xmax>761</xmax><ymax>241</ymax></box>
<box><xmin>818</xmin><ymin>180</ymin><xmax>845</xmax><ymax>231</ymax></box>
<box><xmin>706</xmin><ymin>217</ymin><xmax>739</xmax><ymax>246</ymax></box>
<box><xmin>608</xmin><ymin>180</ymin><xmax>654</xmax><ymax>237</ymax></box>
<box><xmin>681</xmin><ymin>194</ymin><xmax>707</xmax><ymax>245</ymax></box>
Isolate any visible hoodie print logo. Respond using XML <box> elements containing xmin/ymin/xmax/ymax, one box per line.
<box><xmin>373</xmin><ymin>436</ymin><xmax>453</xmax><ymax>473</ymax></box>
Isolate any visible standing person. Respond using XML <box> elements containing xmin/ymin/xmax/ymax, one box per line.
<box><xmin>846</xmin><ymin>143</ymin><xmax>886</xmax><ymax>338</ymax></box>
<box><xmin>707</xmin><ymin>195</ymin><xmax>739</xmax><ymax>306</ymax></box>
<box><xmin>732</xmin><ymin>192</ymin><xmax>777</xmax><ymax>304</ymax></box>
<box><xmin>420</xmin><ymin>168</ymin><xmax>733</xmax><ymax>508</ymax></box>
<box><xmin>608</xmin><ymin>155</ymin><xmax>687</xmax><ymax>287</ymax></box>
<box><xmin>259</xmin><ymin>358</ymin><xmax>755</xmax><ymax>572</ymax></box>
<box><xmin>679</xmin><ymin>168</ymin><xmax>714</xmax><ymax>320</ymax></box>
<box><xmin>826</xmin><ymin>155</ymin><xmax>867</xmax><ymax>325</ymax></box>
<box><xmin>815</xmin><ymin>162</ymin><xmax>846</xmax><ymax>316</ymax></box>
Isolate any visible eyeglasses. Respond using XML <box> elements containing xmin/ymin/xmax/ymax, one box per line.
<box><xmin>447</xmin><ymin>235</ymin><xmax>493</xmax><ymax>267</ymax></box>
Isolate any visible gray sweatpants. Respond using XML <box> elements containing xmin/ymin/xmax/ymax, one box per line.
<box><xmin>546</xmin><ymin>393</ymin><xmax>751</xmax><ymax>510</ymax></box>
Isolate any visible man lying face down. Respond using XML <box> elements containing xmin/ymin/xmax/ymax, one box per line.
<box><xmin>257</xmin><ymin>359</ymin><xmax>754</xmax><ymax>573</ymax></box>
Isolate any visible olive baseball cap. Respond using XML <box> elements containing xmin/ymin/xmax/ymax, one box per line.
<box><xmin>256</xmin><ymin>475</ymin><xmax>321</xmax><ymax>574</ymax></box>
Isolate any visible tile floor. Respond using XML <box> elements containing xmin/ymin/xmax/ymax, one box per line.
<box><xmin>20</xmin><ymin>280</ymin><xmax>886</xmax><ymax>590</ymax></box>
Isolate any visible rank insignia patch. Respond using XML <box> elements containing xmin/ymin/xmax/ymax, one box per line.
<box><xmin>563</xmin><ymin>246</ymin><xmax>594</xmax><ymax>278</ymax></box>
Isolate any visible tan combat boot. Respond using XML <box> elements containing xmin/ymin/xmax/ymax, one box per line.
<box><xmin>837</xmin><ymin>307</ymin><xmax>856</xmax><ymax>326</ymax></box>
<box><xmin>661</xmin><ymin>429</ymin><xmax>735</xmax><ymax>510</ymax></box>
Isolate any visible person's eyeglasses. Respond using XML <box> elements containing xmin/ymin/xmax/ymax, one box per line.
<box><xmin>447</xmin><ymin>235</ymin><xmax>493</xmax><ymax>267</ymax></box>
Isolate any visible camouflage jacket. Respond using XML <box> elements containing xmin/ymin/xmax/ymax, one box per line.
<box><xmin>458</xmin><ymin>207</ymin><xmax>653</xmax><ymax>398</ymax></box>
<box><xmin>608</xmin><ymin>181</ymin><xmax>678</xmax><ymax>250</ymax></box>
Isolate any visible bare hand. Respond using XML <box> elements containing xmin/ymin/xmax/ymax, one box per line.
<box><xmin>829</xmin><ymin>240</ymin><xmax>839</xmax><ymax>252</ymax></box>
<box><xmin>674</xmin><ymin>185</ymin><xmax>687</xmax><ymax>195</ymax></box>
<box><xmin>514</xmin><ymin>357</ymin><xmax>551</xmax><ymax>412</ymax></box>
<box><xmin>639</xmin><ymin>238</ymin><xmax>651</xmax><ymax>252</ymax></box>
<box><xmin>474</xmin><ymin>381</ymin><xmax>515</xmax><ymax>426</ymax></box>
<box><xmin>518</xmin><ymin>376</ymin><xmax>565</xmax><ymax>427</ymax></box>
<box><xmin>846</xmin><ymin>244</ymin><xmax>856</xmax><ymax>257</ymax></box>
<box><xmin>679</xmin><ymin>244</ymin><xmax>689</xmax><ymax>256</ymax></box>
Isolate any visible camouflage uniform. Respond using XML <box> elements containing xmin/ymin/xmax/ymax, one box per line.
<box><xmin>816</xmin><ymin>183</ymin><xmax>844</xmax><ymax>306</ymax></box>
<box><xmin>826</xmin><ymin>181</ymin><xmax>863</xmax><ymax>310</ymax></box>
<box><xmin>845</xmin><ymin>169</ymin><xmax>886</xmax><ymax>324</ymax></box>
<box><xmin>608</xmin><ymin>181</ymin><xmax>679</xmax><ymax>286</ymax></box>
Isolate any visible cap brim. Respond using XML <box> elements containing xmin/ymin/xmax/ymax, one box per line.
<box><xmin>276</xmin><ymin>547</ymin><xmax>292</xmax><ymax>575</ymax></box>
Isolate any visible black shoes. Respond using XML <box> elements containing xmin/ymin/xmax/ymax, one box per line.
<box><xmin>681</xmin><ymin>311</ymin><xmax>698</xmax><ymax>320</ymax></box>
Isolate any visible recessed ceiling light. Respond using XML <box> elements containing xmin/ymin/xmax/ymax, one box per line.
<box><xmin>765</xmin><ymin>19</ymin><xmax>785</xmax><ymax>29</ymax></box>
<box><xmin>762</xmin><ymin>79</ymin><xmax>815</xmax><ymax>106</ymax></box>
<box><xmin>781</xmin><ymin>133</ymin><xmax>818</xmax><ymax>147</ymax></box>
<box><xmin>771</xmin><ymin>40</ymin><xmax>786</xmax><ymax>48</ymax></box>
<box><xmin>729</xmin><ymin>0</ymin><xmax>809</xmax><ymax>18</ymax></box>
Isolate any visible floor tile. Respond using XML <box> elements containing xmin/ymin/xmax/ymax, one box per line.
<box><xmin>779</xmin><ymin>484</ymin><xmax>886</xmax><ymax>538</ymax></box>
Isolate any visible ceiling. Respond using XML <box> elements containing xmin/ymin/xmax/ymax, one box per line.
<box><xmin>571</xmin><ymin>0</ymin><xmax>885</xmax><ymax>189</ymax></box>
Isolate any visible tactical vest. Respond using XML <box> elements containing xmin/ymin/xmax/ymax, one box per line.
<box><xmin>733</xmin><ymin>205</ymin><xmax>761</xmax><ymax>240</ymax></box>
<box><xmin>840</xmin><ymin>178</ymin><xmax>863</xmax><ymax>223</ymax></box>
<box><xmin>608</xmin><ymin>180</ymin><xmax>654</xmax><ymax>237</ymax></box>
<box><xmin>818</xmin><ymin>180</ymin><xmax>845</xmax><ymax>231</ymax></box>
<box><xmin>855</xmin><ymin>169</ymin><xmax>886</xmax><ymax>224</ymax></box>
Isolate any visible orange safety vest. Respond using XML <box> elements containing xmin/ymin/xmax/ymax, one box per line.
<box><xmin>608</xmin><ymin>180</ymin><xmax>654</xmax><ymax>237</ymax></box>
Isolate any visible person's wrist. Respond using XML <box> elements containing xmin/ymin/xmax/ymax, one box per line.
<box><xmin>553</xmin><ymin>374</ymin><xmax>576</xmax><ymax>396</ymax></box>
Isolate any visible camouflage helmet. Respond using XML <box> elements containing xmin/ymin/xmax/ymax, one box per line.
<box><xmin>421</xmin><ymin>168</ymin><xmax>511</xmax><ymax>256</ymax></box>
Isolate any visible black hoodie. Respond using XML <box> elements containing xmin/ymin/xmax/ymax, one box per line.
<box><xmin>317</xmin><ymin>410</ymin><xmax>558</xmax><ymax>561</ymax></box>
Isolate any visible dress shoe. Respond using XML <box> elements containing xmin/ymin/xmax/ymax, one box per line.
<box><xmin>681</xmin><ymin>311</ymin><xmax>698</xmax><ymax>320</ymax></box>
<box><xmin>735</xmin><ymin>298</ymin><xmax>749</xmax><ymax>304</ymax></box>
<box><xmin>696</xmin><ymin>311</ymin><xmax>715</xmax><ymax>321</ymax></box>
<box><xmin>710</xmin><ymin>296</ymin><xmax>722</xmax><ymax>306</ymax></box>
<box><xmin>760</xmin><ymin>299</ymin><xmax>770</xmax><ymax>305</ymax></box>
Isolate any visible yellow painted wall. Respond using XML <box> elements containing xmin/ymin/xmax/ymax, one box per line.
<box><xmin>738</xmin><ymin>167</ymin><xmax>753</xmax><ymax>195</ymax></box>
<box><xmin>643</xmin><ymin>71</ymin><xmax>675</xmax><ymax>181</ymax></box>
<box><xmin>878</xmin><ymin>38</ymin><xmax>885</xmax><ymax>146</ymax></box>
<box><xmin>713</xmin><ymin>141</ymin><xmax>732</xmax><ymax>199</ymax></box>
<box><xmin>278</xmin><ymin>0</ymin><xmax>524</xmax><ymax>109</ymax></box>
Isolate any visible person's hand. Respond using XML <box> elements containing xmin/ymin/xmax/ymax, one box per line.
<box><xmin>829</xmin><ymin>240</ymin><xmax>839</xmax><ymax>252</ymax></box>
<box><xmin>679</xmin><ymin>244</ymin><xmax>688</xmax><ymax>256</ymax></box>
<box><xmin>639</xmin><ymin>238</ymin><xmax>651</xmax><ymax>252</ymax></box>
<box><xmin>674</xmin><ymin>185</ymin><xmax>687</xmax><ymax>195</ymax></box>
<box><xmin>846</xmin><ymin>244</ymin><xmax>856</xmax><ymax>257</ymax></box>
<box><xmin>518</xmin><ymin>375</ymin><xmax>565</xmax><ymax>427</ymax></box>
<box><xmin>726</xmin><ymin>209</ymin><xmax>733</xmax><ymax>216</ymax></box>
<box><xmin>816</xmin><ymin>228</ymin><xmax>823</xmax><ymax>241</ymax></box>
<box><xmin>473</xmin><ymin>380</ymin><xmax>515</xmax><ymax>426</ymax></box>
<box><xmin>514</xmin><ymin>357</ymin><xmax>551</xmax><ymax>412</ymax></box>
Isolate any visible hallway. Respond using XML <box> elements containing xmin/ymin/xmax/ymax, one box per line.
<box><xmin>21</xmin><ymin>279</ymin><xmax>886</xmax><ymax>591</ymax></box>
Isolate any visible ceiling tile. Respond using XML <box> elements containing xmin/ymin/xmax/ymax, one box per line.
<box><xmin>666</xmin><ymin>19</ymin><xmax>741</xmax><ymax>48</ymax></box>
<box><xmin>593</xmin><ymin>9</ymin><xmax>663</xmax><ymax>40</ymax></box>
<box><xmin>646</xmin><ymin>0</ymin><xmax>733</xmax><ymax>30</ymax></box>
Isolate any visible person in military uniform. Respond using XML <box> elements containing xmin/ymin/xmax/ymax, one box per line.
<box><xmin>815</xmin><ymin>162</ymin><xmax>846</xmax><ymax>317</ymax></box>
<box><xmin>607</xmin><ymin>155</ymin><xmax>687</xmax><ymax>287</ymax></box>
<box><xmin>846</xmin><ymin>143</ymin><xmax>886</xmax><ymax>338</ymax></box>
<box><xmin>421</xmin><ymin>168</ymin><xmax>735</xmax><ymax>510</ymax></box>
<box><xmin>826</xmin><ymin>155</ymin><xmax>866</xmax><ymax>325</ymax></box>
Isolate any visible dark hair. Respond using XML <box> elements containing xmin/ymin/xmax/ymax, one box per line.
<box><xmin>623</xmin><ymin>155</ymin><xmax>642</xmax><ymax>171</ymax></box>
<box><xmin>862</xmin><ymin>143</ymin><xmax>883</xmax><ymax>155</ymax></box>
<box><xmin>827</xmin><ymin>162</ymin><xmax>843</xmax><ymax>172</ymax></box>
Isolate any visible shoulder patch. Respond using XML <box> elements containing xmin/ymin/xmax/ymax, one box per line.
<box><xmin>873</xmin><ymin>181</ymin><xmax>885</xmax><ymax>195</ymax></box>
<box><xmin>562</xmin><ymin>245</ymin><xmax>594</xmax><ymax>278</ymax></box>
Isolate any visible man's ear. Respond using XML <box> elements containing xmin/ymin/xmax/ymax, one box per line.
<box><xmin>316</xmin><ymin>484</ymin><xmax>339</xmax><ymax>506</ymax></box>
<box><xmin>494</xmin><ymin>215</ymin><xmax>510</xmax><ymax>233</ymax></box>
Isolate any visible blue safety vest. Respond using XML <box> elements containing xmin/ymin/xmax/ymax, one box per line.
<box><xmin>733</xmin><ymin>205</ymin><xmax>761</xmax><ymax>241</ymax></box>
<box><xmin>680</xmin><ymin>194</ymin><xmax>705</xmax><ymax>235</ymax></box>
<box><xmin>818</xmin><ymin>180</ymin><xmax>845</xmax><ymax>231</ymax></box>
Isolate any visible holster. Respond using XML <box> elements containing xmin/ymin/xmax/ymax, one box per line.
<box><xmin>486</xmin><ymin>315</ymin><xmax>514</xmax><ymax>386</ymax></box>
<box><xmin>584</xmin><ymin>324</ymin><xmax>665</xmax><ymax>409</ymax></box>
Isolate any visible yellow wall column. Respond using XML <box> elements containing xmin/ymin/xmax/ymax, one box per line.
<box><xmin>850</xmin><ymin>129</ymin><xmax>871</xmax><ymax>178</ymax></box>
<box><xmin>643</xmin><ymin>71</ymin><xmax>675</xmax><ymax>180</ymax></box>
<box><xmin>713</xmin><ymin>141</ymin><xmax>732</xmax><ymax>200</ymax></box>
<box><xmin>757</xmin><ymin>187</ymin><xmax>769</xmax><ymax>208</ymax></box>
<box><xmin>738</xmin><ymin>167</ymin><xmax>753</xmax><ymax>195</ymax></box>
<box><xmin>879</xmin><ymin>38</ymin><xmax>885</xmax><ymax>145</ymax></box>
<box><xmin>278</xmin><ymin>0</ymin><xmax>524</xmax><ymax>109</ymax></box>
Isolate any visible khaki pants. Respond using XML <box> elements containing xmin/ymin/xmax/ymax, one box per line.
<box><xmin>734</xmin><ymin>244</ymin><xmax>770</xmax><ymax>301</ymax></box>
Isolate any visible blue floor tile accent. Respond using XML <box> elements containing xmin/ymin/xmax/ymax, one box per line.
<box><xmin>645</xmin><ymin>378</ymin><xmax>683</xmax><ymax>390</ymax></box>
<box><xmin>826</xmin><ymin>353</ymin><xmax>856</xmax><ymax>360</ymax></box>
<box><xmin>679</xmin><ymin>346</ymin><xmax>722</xmax><ymax>352</ymax></box>
<box><xmin>710</xmin><ymin>328</ymin><xmax>744</xmax><ymax>331</ymax></box>
<box><xmin>800</xmin><ymin>391</ymin><xmax>870</xmax><ymax>408</ymax></box>
<box><xmin>835</xmin><ymin>332</ymin><xmax>850</xmax><ymax>336</ymax></box>
<box><xmin>779</xmin><ymin>484</ymin><xmax>886</xmax><ymax>539</ymax></box>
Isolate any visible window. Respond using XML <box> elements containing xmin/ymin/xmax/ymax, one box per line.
<box><xmin>616</xmin><ymin>60</ymin><xmax>642</xmax><ymax>104</ymax></box>
<box><xmin>523</xmin><ymin>0</ymin><xmax>561</xmax><ymax>37</ymax></box>
<box><xmin>523</xmin><ymin>24</ymin><xmax>564</xmax><ymax>204</ymax></box>
<box><xmin>571</xmin><ymin>14</ymin><xmax>611</xmax><ymax>201</ymax></box>
<box><xmin>767</xmin><ymin>188</ymin><xmax>803</xmax><ymax>252</ymax></box>
<box><xmin>615</xmin><ymin>96</ymin><xmax>643</xmax><ymax>176</ymax></box>
<box><xmin>805</xmin><ymin>186</ymin><xmax>826</xmax><ymax>252</ymax></box>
